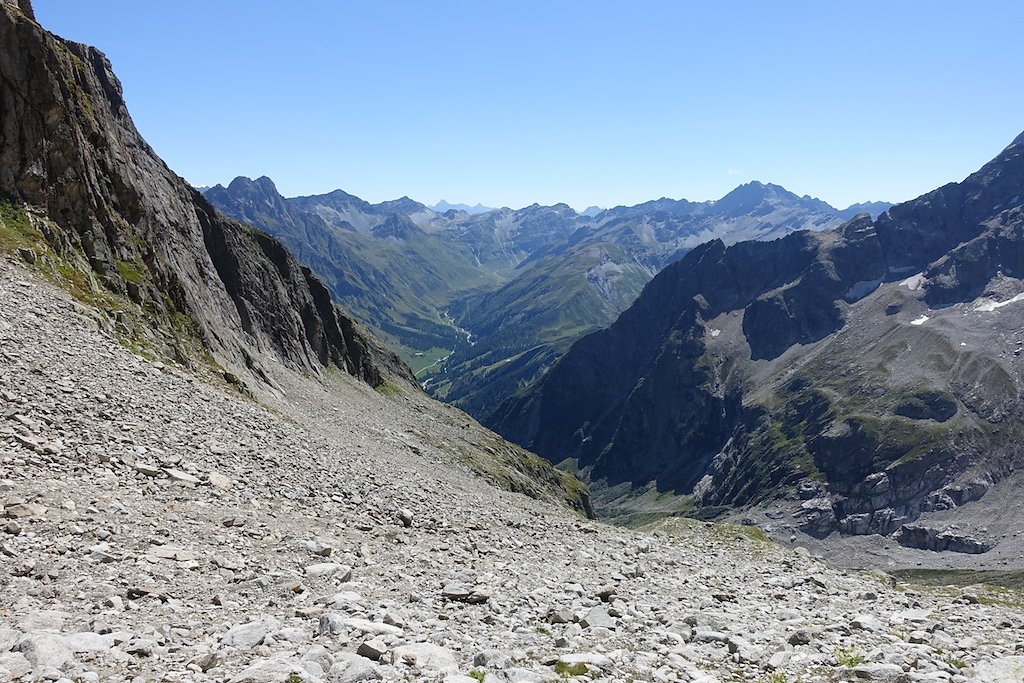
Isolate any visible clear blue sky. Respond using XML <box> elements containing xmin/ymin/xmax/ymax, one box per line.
<box><xmin>36</xmin><ymin>1</ymin><xmax>1024</xmax><ymax>210</ymax></box>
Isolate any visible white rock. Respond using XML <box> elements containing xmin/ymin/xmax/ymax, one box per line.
<box><xmin>559</xmin><ymin>652</ymin><xmax>613</xmax><ymax>669</ymax></box>
<box><xmin>0</xmin><ymin>651</ymin><xmax>32</xmax><ymax>678</ymax></box>
<box><xmin>15</xmin><ymin>610</ymin><xmax>68</xmax><ymax>632</ymax></box>
<box><xmin>305</xmin><ymin>562</ymin><xmax>353</xmax><ymax>580</ymax></box>
<box><xmin>852</xmin><ymin>662</ymin><xmax>907</xmax><ymax>681</ymax></box>
<box><xmin>851</xmin><ymin>614</ymin><xmax>885</xmax><ymax>632</ymax></box>
<box><xmin>580</xmin><ymin>606</ymin><xmax>616</xmax><ymax>629</ymax></box>
<box><xmin>343</xmin><ymin>618</ymin><xmax>403</xmax><ymax>637</ymax></box>
<box><xmin>16</xmin><ymin>633</ymin><xmax>74</xmax><ymax>670</ymax></box>
<box><xmin>228</xmin><ymin>656</ymin><xmax>308</xmax><ymax>682</ymax></box>
<box><xmin>391</xmin><ymin>643</ymin><xmax>458</xmax><ymax>672</ymax></box>
<box><xmin>317</xmin><ymin>613</ymin><xmax>346</xmax><ymax>636</ymax></box>
<box><xmin>164</xmin><ymin>467</ymin><xmax>201</xmax><ymax>484</ymax></box>
<box><xmin>222</xmin><ymin>618</ymin><xmax>280</xmax><ymax>648</ymax></box>
<box><xmin>331</xmin><ymin>652</ymin><xmax>384</xmax><ymax>682</ymax></box>
<box><xmin>207</xmin><ymin>471</ymin><xmax>234</xmax><ymax>490</ymax></box>
<box><xmin>0</xmin><ymin>629</ymin><xmax>20</xmax><ymax>652</ymax></box>
<box><xmin>63</xmin><ymin>632</ymin><xmax>115</xmax><ymax>653</ymax></box>
<box><xmin>972</xmin><ymin>657</ymin><xmax>1024</xmax><ymax>683</ymax></box>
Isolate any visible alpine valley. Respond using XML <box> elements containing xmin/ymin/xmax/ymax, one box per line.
<box><xmin>205</xmin><ymin>177</ymin><xmax>889</xmax><ymax>422</ymax></box>
<box><xmin>3</xmin><ymin>1</ymin><xmax>1024</xmax><ymax>681</ymax></box>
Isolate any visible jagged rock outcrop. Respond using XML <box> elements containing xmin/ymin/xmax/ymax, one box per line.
<box><xmin>2</xmin><ymin>0</ymin><xmax>33</xmax><ymax>21</ymax></box>
<box><xmin>492</xmin><ymin>133</ymin><xmax>1024</xmax><ymax>547</ymax></box>
<box><xmin>895</xmin><ymin>524</ymin><xmax>995</xmax><ymax>554</ymax></box>
<box><xmin>0</xmin><ymin>3</ymin><xmax>412</xmax><ymax>390</ymax></box>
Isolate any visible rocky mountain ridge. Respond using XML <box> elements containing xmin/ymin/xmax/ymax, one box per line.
<box><xmin>433</xmin><ymin>181</ymin><xmax>888</xmax><ymax>420</ymax></box>
<box><xmin>0</xmin><ymin>0</ymin><xmax>595</xmax><ymax>517</ymax></box>
<box><xmin>432</xmin><ymin>200</ymin><xmax>496</xmax><ymax>215</ymax></box>
<box><xmin>205</xmin><ymin>175</ymin><xmax>890</xmax><ymax>418</ymax></box>
<box><xmin>491</xmin><ymin>132</ymin><xmax>1024</xmax><ymax>563</ymax></box>
<box><xmin>0</xmin><ymin>1</ymin><xmax>411</xmax><ymax>395</ymax></box>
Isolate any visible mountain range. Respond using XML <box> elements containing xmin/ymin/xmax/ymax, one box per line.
<box><xmin>205</xmin><ymin>177</ymin><xmax>891</xmax><ymax>421</ymax></box>
<box><xmin>491</xmin><ymin>132</ymin><xmax>1024</xmax><ymax>558</ymax></box>
<box><xmin>432</xmin><ymin>199</ymin><xmax>495</xmax><ymax>214</ymax></box>
<box><xmin>3</xmin><ymin>5</ymin><xmax>1024</xmax><ymax>681</ymax></box>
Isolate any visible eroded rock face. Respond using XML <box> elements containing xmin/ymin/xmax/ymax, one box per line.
<box><xmin>895</xmin><ymin>524</ymin><xmax>995</xmax><ymax>554</ymax></box>
<box><xmin>0</xmin><ymin>4</ymin><xmax>412</xmax><ymax>392</ymax></box>
<box><xmin>492</xmin><ymin>131</ymin><xmax>1024</xmax><ymax>537</ymax></box>
<box><xmin>1</xmin><ymin>0</ymin><xmax>33</xmax><ymax>21</ymax></box>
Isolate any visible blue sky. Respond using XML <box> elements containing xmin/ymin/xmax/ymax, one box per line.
<box><xmin>36</xmin><ymin>1</ymin><xmax>1024</xmax><ymax>211</ymax></box>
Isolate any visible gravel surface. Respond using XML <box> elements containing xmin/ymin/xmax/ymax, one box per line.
<box><xmin>2</xmin><ymin>257</ymin><xmax>1023</xmax><ymax>682</ymax></box>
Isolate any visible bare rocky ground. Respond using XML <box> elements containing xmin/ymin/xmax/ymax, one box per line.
<box><xmin>741</xmin><ymin>471</ymin><xmax>1024</xmax><ymax>573</ymax></box>
<box><xmin>2</xmin><ymin>256</ymin><xmax>1024</xmax><ymax>682</ymax></box>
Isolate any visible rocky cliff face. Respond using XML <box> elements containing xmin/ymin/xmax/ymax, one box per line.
<box><xmin>2</xmin><ymin>0</ymin><xmax>33</xmax><ymax>21</ymax></box>
<box><xmin>0</xmin><ymin>4</ymin><xmax>412</xmax><ymax>391</ymax></box>
<box><xmin>493</xmin><ymin>133</ymin><xmax>1024</xmax><ymax>549</ymax></box>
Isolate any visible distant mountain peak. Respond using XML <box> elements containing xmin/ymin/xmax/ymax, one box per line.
<box><xmin>838</xmin><ymin>200</ymin><xmax>893</xmax><ymax>220</ymax></box>
<box><xmin>224</xmin><ymin>175</ymin><xmax>281</xmax><ymax>195</ymax></box>
<box><xmin>433</xmin><ymin>200</ymin><xmax>495</xmax><ymax>215</ymax></box>
<box><xmin>715</xmin><ymin>180</ymin><xmax>797</xmax><ymax>213</ymax></box>
<box><xmin>373</xmin><ymin>196</ymin><xmax>429</xmax><ymax>215</ymax></box>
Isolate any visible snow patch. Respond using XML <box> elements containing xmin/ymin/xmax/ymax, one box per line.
<box><xmin>845</xmin><ymin>278</ymin><xmax>882</xmax><ymax>303</ymax></box>
<box><xmin>709</xmin><ymin>329</ymin><xmax>721</xmax><ymax>338</ymax></box>
<box><xmin>974</xmin><ymin>292</ymin><xmax>1024</xmax><ymax>312</ymax></box>
<box><xmin>911</xmin><ymin>315</ymin><xmax>929</xmax><ymax>326</ymax></box>
<box><xmin>901</xmin><ymin>274</ymin><xmax>926</xmax><ymax>291</ymax></box>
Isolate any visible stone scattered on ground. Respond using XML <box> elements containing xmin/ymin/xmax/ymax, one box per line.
<box><xmin>1</xmin><ymin>258</ymin><xmax>1022</xmax><ymax>682</ymax></box>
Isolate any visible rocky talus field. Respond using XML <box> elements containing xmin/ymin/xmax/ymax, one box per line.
<box><xmin>3</xmin><ymin>261</ymin><xmax>1024</xmax><ymax>683</ymax></box>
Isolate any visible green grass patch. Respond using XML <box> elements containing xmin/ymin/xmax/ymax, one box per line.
<box><xmin>888</xmin><ymin>569</ymin><xmax>1024</xmax><ymax>593</ymax></box>
<box><xmin>730</xmin><ymin>523</ymin><xmax>771</xmax><ymax>543</ymax></box>
<box><xmin>0</xmin><ymin>201</ymin><xmax>43</xmax><ymax>252</ymax></box>
<box><xmin>406</xmin><ymin>346</ymin><xmax>451</xmax><ymax>376</ymax></box>
<box><xmin>375</xmin><ymin>380</ymin><xmax>404</xmax><ymax>397</ymax></box>
<box><xmin>116</xmin><ymin>258</ymin><xmax>147</xmax><ymax>285</ymax></box>
<box><xmin>554</xmin><ymin>661</ymin><xmax>588</xmax><ymax>676</ymax></box>
<box><xmin>835</xmin><ymin>646</ymin><xmax>866</xmax><ymax>667</ymax></box>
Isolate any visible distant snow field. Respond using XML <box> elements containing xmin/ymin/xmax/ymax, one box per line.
<box><xmin>975</xmin><ymin>292</ymin><xmax>1024</xmax><ymax>312</ymax></box>
<box><xmin>900</xmin><ymin>273</ymin><xmax>926</xmax><ymax>291</ymax></box>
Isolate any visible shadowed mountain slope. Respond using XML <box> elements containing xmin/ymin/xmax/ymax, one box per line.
<box><xmin>492</xmin><ymin>133</ymin><xmax>1024</xmax><ymax>552</ymax></box>
<box><xmin>0</xmin><ymin>1</ymin><xmax>412</xmax><ymax>391</ymax></box>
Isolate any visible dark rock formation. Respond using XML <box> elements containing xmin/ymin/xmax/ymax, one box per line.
<box><xmin>492</xmin><ymin>132</ymin><xmax>1024</xmax><ymax>544</ymax></box>
<box><xmin>895</xmin><ymin>524</ymin><xmax>994</xmax><ymax>554</ymax></box>
<box><xmin>2</xmin><ymin>0</ymin><xmax>33</xmax><ymax>21</ymax></box>
<box><xmin>0</xmin><ymin>4</ymin><xmax>412</xmax><ymax>390</ymax></box>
